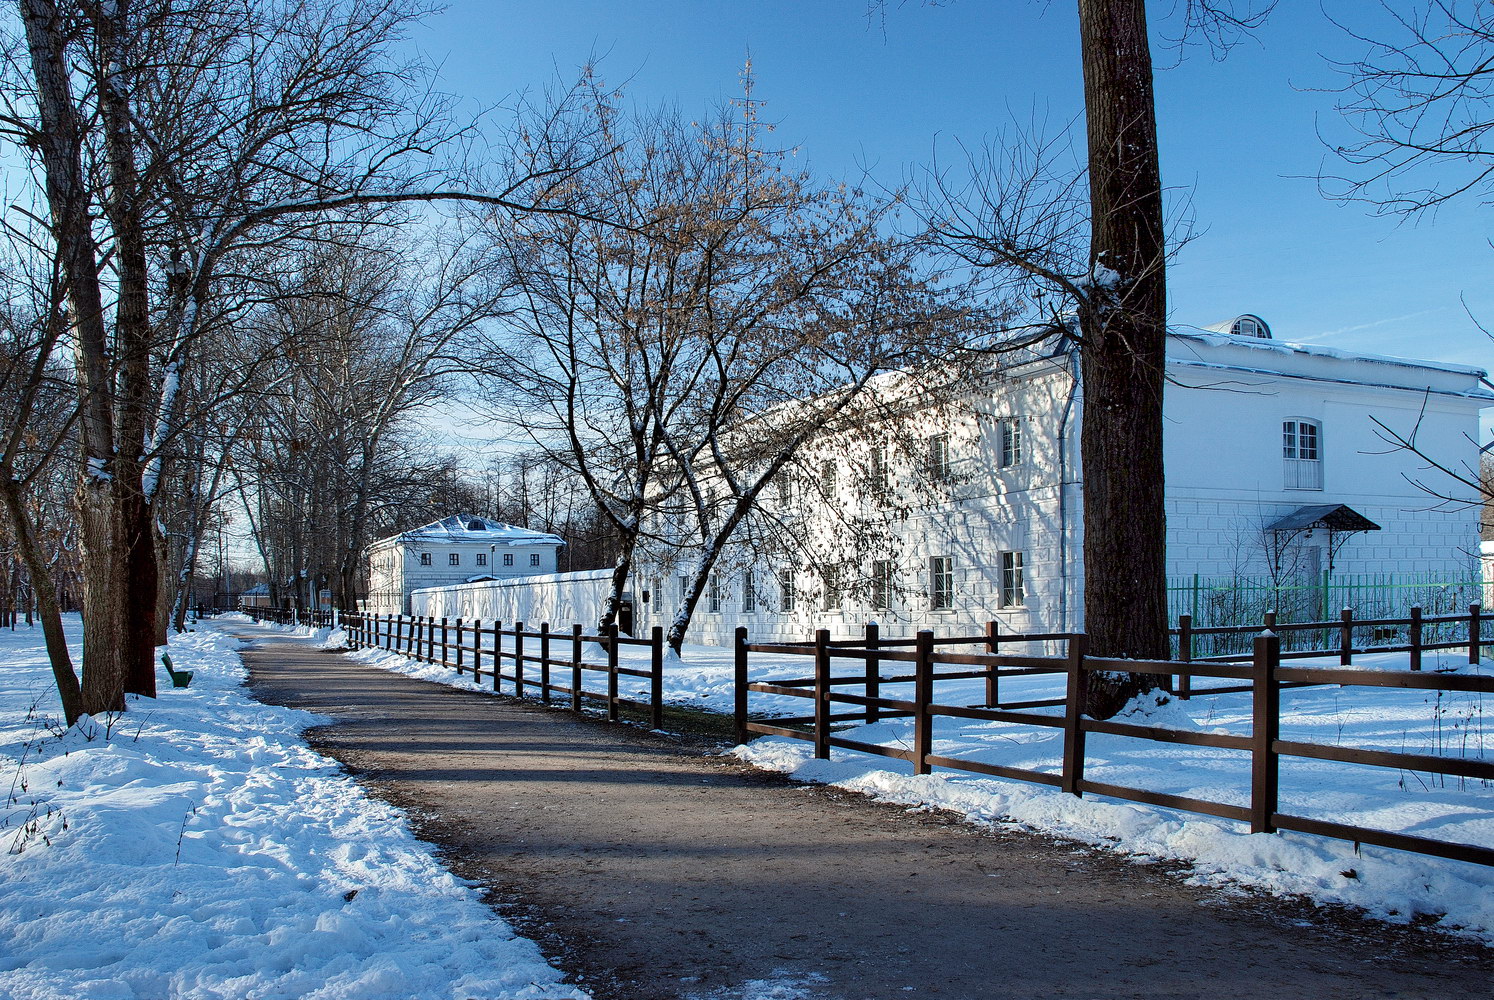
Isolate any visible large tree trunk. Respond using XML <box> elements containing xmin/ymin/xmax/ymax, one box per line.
<box><xmin>1077</xmin><ymin>0</ymin><xmax>1169</xmax><ymax>716</ymax></box>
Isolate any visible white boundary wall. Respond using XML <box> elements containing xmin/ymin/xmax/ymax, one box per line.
<box><xmin>410</xmin><ymin>569</ymin><xmax>613</xmax><ymax>628</ymax></box>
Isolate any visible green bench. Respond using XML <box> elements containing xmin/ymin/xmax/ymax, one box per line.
<box><xmin>161</xmin><ymin>653</ymin><xmax>193</xmax><ymax>689</ymax></box>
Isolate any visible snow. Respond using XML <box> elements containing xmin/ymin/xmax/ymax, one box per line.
<box><xmin>338</xmin><ymin>618</ymin><xmax>1494</xmax><ymax>945</ymax></box>
<box><xmin>0</xmin><ymin>616</ymin><xmax>585</xmax><ymax>1000</ymax></box>
<box><xmin>389</xmin><ymin>515</ymin><xmax>562</xmax><ymax>547</ymax></box>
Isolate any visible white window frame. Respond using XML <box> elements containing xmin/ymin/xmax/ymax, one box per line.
<box><xmin>742</xmin><ymin>569</ymin><xmax>756</xmax><ymax>613</ymax></box>
<box><xmin>871</xmin><ymin>559</ymin><xmax>895</xmax><ymax>612</ymax></box>
<box><xmin>529</xmin><ymin>553</ymin><xmax>541</xmax><ymax>567</ymax></box>
<box><xmin>822</xmin><ymin>563</ymin><xmax>843</xmax><ymax>611</ymax></box>
<box><xmin>868</xmin><ymin>440</ymin><xmax>889</xmax><ymax>490</ymax></box>
<box><xmin>1000</xmin><ymin>551</ymin><xmax>1025</xmax><ymax>608</ymax></box>
<box><xmin>926</xmin><ymin>433</ymin><xmax>952</xmax><ymax>482</ymax></box>
<box><xmin>929</xmin><ymin>555</ymin><xmax>954</xmax><ymax>611</ymax></box>
<box><xmin>1283</xmin><ymin>419</ymin><xmax>1323</xmax><ymax>490</ymax></box>
<box><xmin>708</xmin><ymin>575</ymin><xmax>722</xmax><ymax>614</ymax></box>
<box><xmin>998</xmin><ymin>418</ymin><xmax>1022</xmax><ymax>469</ymax></box>
<box><xmin>779</xmin><ymin>570</ymin><xmax>796</xmax><ymax>614</ymax></box>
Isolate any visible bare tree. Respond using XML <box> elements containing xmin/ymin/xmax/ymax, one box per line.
<box><xmin>1324</xmin><ymin>1</ymin><xmax>1494</xmax><ymax>215</ymax></box>
<box><xmin>1</xmin><ymin>0</ymin><xmax>605</xmax><ymax>718</ymax></box>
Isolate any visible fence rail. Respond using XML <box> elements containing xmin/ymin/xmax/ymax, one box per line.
<box><xmin>1171</xmin><ymin>603</ymin><xmax>1488</xmax><ymax>690</ymax></box>
<box><xmin>241</xmin><ymin>606</ymin><xmax>338</xmax><ymax>629</ymax></box>
<box><xmin>340</xmin><ymin>612</ymin><xmax>667</xmax><ymax>729</ymax></box>
<box><xmin>735</xmin><ymin>625</ymin><xmax>1494</xmax><ymax>868</ymax></box>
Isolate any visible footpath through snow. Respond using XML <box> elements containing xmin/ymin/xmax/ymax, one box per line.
<box><xmin>341</xmin><ymin>620</ymin><xmax>1494</xmax><ymax>944</ymax></box>
<box><xmin>0</xmin><ymin>616</ymin><xmax>583</xmax><ymax>1000</ymax></box>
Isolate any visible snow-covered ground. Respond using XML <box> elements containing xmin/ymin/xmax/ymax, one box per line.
<box><xmin>0</xmin><ymin>615</ymin><xmax>585</xmax><ymax>1000</ymax></box>
<box><xmin>343</xmin><ymin>620</ymin><xmax>1494</xmax><ymax>945</ymax></box>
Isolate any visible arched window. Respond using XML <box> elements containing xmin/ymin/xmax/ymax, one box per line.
<box><xmin>1230</xmin><ymin>315</ymin><xmax>1271</xmax><ymax>339</ymax></box>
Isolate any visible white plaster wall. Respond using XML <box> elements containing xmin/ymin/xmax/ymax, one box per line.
<box><xmin>411</xmin><ymin>568</ymin><xmax>613</xmax><ymax>629</ymax></box>
<box><xmin>634</xmin><ymin>333</ymin><xmax>1486</xmax><ymax>649</ymax></box>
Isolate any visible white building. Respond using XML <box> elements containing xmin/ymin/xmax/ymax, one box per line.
<box><xmin>633</xmin><ymin>315</ymin><xmax>1491</xmax><ymax>644</ymax></box>
<box><xmin>363</xmin><ymin>515</ymin><xmax>564</xmax><ymax>614</ymax></box>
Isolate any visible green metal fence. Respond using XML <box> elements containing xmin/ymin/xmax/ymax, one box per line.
<box><xmin>1167</xmin><ymin>572</ymin><xmax>1487</xmax><ymax>659</ymax></box>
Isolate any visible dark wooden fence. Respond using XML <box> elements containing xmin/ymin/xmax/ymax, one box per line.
<box><xmin>241</xmin><ymin>606</ymin><xmax>337</xmax><ymax>628</ymax></box>
<box><xmin>341</xmin><ymin>612</ymin><xmax>667</xmax><ymax>729</ymax></box>
<box><xmin>734</xmin><ymin>625</ymin><xmax>1494</xmax><ymax>868</ymax></box>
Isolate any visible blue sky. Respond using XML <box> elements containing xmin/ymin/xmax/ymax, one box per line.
<box><xmin>412</xmin><ymin>1</ymin><xmax>1493</xmax><ymax>371</ymax></box>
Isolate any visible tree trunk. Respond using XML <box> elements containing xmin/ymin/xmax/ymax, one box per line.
<box><xmin>1077</xmin><ymin>0</ymin><xmax>1169</xmax><ymax>716</ymax></box>
<box><xmin>0</xmin><ymin>478</ymin><xmax>81</xmax><ymax>724</ymax></box>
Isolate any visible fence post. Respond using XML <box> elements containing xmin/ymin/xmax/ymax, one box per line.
<box><xmin>914</xmin><ymin>630</ymin><xmax>934</xmax><ymax>776</ymax></box>
<box><xmin>734</xmin><ymin>626</ymin><xmax>750</xmax><ymax>746</ymax></box>
<box><xmin>470</xmin><ymin>619</ymin><xmax>481</xmax><ymax>682</ymax></box>
<box><xmin>984</xmin><ymin>620</ymin><xmax>999</xmax><ymax>708</ymax></box>
<box><xmin>650</xmin><ymin>626</ymin><xmax>664</xmax><ymax>730</ymax></box>
<box><xmin>539</xmin><ymin>623</ymin><xmax>551</xmax><ymax>704</ymax></box>
<box><xmin>1410</xmin><ymin>606</ymin><xmax>1423</xmax><ymax>671</ymax></box>
<box><xmin>1250</xmin><ymin>631</ymin><xmax>1281</xmax><ymax>834</ymax></box>
<box><xmin>491</xmin><ymin>621</ymin><xmax>502</xmax><ymax>691</ymax></box>
<box><xmin>606</xmin><ymin>623</ymin><xmax>620</xmax><ymax>722</ymax></box>
<box><xmin>571</xmin><ymin>624</ymin><xmax>583</xmax><ymax>713</ymax></box>
<box><xmin>441</xmin><ymin>617</ymin><xmax>449</xmax><ymax>668</ymax></box>
<box><xmin>1177</xmin><ymin>614</ymin><xmax>1192</xmax><ymax>701</ymax></box>
<box><xmin>1061</xmin><ymin>634</ymin><xmax>1089</xmax><ymax>796</ymax></box>
<box><xmin>1471</xmin><ymin>603</ymin><xmax>1482</xmax><ymax>665</ymax></box>
<box><xmin>455</xmin><ymin>619</ymin><xmax>464</xmax><ymax>675</ymax></box>
<box><xmin>814</xmin><ymin>629</ymin><xmax>832</xmax><ymax>761</ymax></box>
<box><xmin>1340</xmin><ymin>607</ymin><xmax>1354</xmax><ymax>666</ymax></box>
<box><xmin>515</xmin><ymin>621</ymin><xmax>526</xmax><ymax>698</ymax></box>
<box><xmin>865</xmin><ymin>621</ymin><xmax>881</xmax><ymax>723</ymax></box>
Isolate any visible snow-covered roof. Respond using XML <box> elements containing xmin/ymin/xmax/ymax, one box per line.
<box><xmin>378</xmin><ymin>515</ymin><xmax>563</xmax><ymax>548</ymax></box>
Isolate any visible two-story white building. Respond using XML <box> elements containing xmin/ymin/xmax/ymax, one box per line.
<box><xmin>632</xmin><ymin>315</ymin><xmax>1491</xmax><ymax>644</ymax></box>
<box><xmin>363</xmin><ymin>515</ymin><xmax>564</xmax><ymax>614</ymax></box>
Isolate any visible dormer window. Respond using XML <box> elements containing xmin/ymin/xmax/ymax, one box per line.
<box><xmin>467</xmin><ymin>519</ymin><xmax>486</xmax><ymax>531</ymax></box>
<box><xmin>1230</xmin><ymin>315</ymin><xmax>1271</xmax><ymax>339</ymax></box>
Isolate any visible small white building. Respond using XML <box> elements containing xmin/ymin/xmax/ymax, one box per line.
<box><xmin>363</xmin><ymin>515</ymin><xmax>564</xmax><ymax>614</ymax></box>
<box><xmin>633</xmin><ymin>315</ymin><xmax>1491</xmax><ymax>645</ymax></box>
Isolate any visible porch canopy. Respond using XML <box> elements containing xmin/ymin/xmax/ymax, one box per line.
<box><xmin>1266</xmin><ymin>504</ymin><xmax>1382</xmax><ymax>573</ymax></box>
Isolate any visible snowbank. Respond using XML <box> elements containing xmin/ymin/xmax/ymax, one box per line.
<box><xmin>0</xmin><ymin>617</ymin><xmax>585</xmax><ymax>999</ymax></box>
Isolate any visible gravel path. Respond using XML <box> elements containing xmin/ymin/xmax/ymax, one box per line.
<box><xmin>235</xmin><ymin>624</ymin><xmax>1491</xmax><ymax>1000</ymax></box>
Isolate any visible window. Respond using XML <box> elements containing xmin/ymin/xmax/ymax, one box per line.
<box><xmin>779</xmin><ymin>570</ymin><xmax>796</xmax><ymax>613</ymax></box>
<box><xmin>503</xmin><ymin>552</ymin><xmax>514</xmax><ymax>566</ymax></box>
<box><xmin>927</xmin><ymin>433</ymin><xmax>952</xmax><ymax>481</ymax></box>
<box><xmin>998</xmin><ymin>418</ymin><xmax>1022</xmax><ymax>468</ymax></box>
<box><xmin>708</xmin><ymin>575</ymin><xmax>722</xmax><ymax>613</ymax></box>
<box><xmin>529</xmin><ymin>553</ymin><xmax>541</xmax><ymax>567</ymax></box>
<box><xmin>678</xmin><ymin>575</ymin><xmax>690</xmax><ymax>605</ymax></box>
<box><xmin>742</xmin><ymin>570</ymin><xmax>756</xmax><ymax>613</ymax></box>
<box><xmin>475</xmin><ymin>553</ymin><xmax>487</xmax><ymax>567</ymax></box>
<box><xmin>871</xmin><ymin>559</ymin><xmax>894</xmax><ymax>612</ymax></box>
<box><xmin>419</xmin><ymin>552</ymin><xmax>432</xmax><ymax>566</ymax></box>
<box><xmin>1283</xmin><ymin>419</ymin><xmax>1323</xmax><ymax>490</ymax></box>
<box><xmin>929</xmin><ymin>556</ymin><xmax>954</xmax><ymax>610</ymax></box>
<box><xmin>820</xmin><ymin>460</ymin><xmax>837</xmax><ymax>495</ymax></box>
<box><xmin>448</xmin><ymin>553</ymin><xmax>461</xmax><ymax>566</ymax></box>
<box><xmin>1000</xmin><ymin>551</ymin><xmax>1025</xmax><ymax>608</ymax></box>
<box><xmin>1231</xmin><ymin>316</ymin><xmax>1270</xmax><ymax>339</ymax></box>
<box><xmin>822</xmin><ymin>564</ymin><xmax>843</xmax><ymax>611</ymax></box>
<box><xmin>868</xmin><ymin>440</ymin><xmax>889</xmax><ymax>490</ymax></box>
